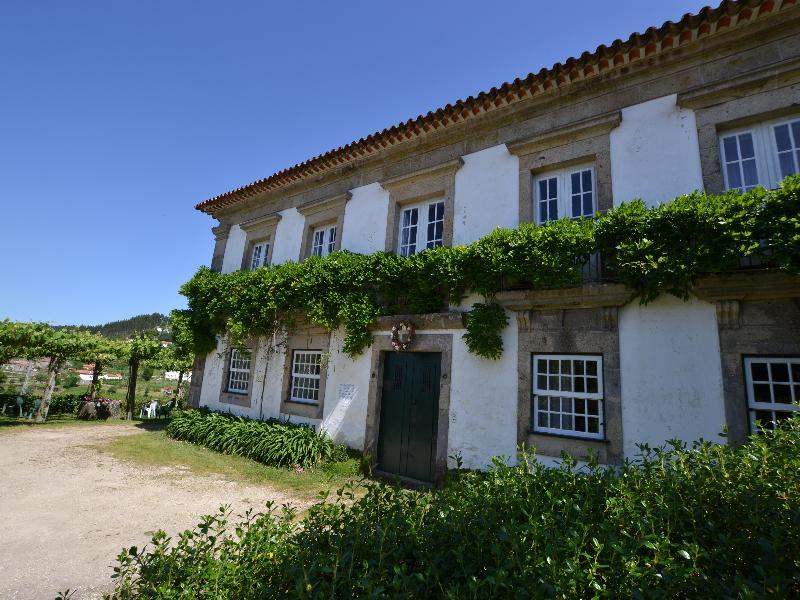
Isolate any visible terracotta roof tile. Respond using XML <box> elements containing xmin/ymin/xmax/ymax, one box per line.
<box><xmin>196</xmin><ymin>0</ymin><xmax>792</xmax><ymax>215</ymax></box>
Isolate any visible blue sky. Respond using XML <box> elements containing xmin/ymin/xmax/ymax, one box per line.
<box><xmin>0</xmin><ymin>1</ymin><xmax>702</xmax><ymax>325</ymax></box>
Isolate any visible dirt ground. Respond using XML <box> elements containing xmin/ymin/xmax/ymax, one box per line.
<box><xmin>0</xmin><ymin>424</ymin><xmax>310</xmax><ymax>599</ymax></box>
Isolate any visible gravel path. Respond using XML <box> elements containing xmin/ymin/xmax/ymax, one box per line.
<box><xmin>0</xmin><ymin>424</ymin><xmax>309</xmax><ymax>599</ymax></box>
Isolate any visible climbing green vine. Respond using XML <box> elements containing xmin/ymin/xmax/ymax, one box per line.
<box><xmin>174</xmin><ymin>176</ymin><xmax>800</xmax><ymax>360</ymax></box>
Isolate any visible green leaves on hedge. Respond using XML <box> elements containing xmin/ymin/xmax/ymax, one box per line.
<box><xmin>166</xmin><ymin>409</ymin><xmax>345</xmax><ymax>468</ymax></box>
<box><xmin>113</xmin><ymin>416</ymin><xmax>800</xmax><ymax>598</ymax></box>
<box><xmin>175</xmin><ymin>176</ymin><xmax>800</xmax><ymax>361</ymax></box>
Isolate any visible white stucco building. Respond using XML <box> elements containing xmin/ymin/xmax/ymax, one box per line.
<box><xmin>189</xmin><ymin>0</ymin><xmax>800</xmax><ymax>482</ymax></box>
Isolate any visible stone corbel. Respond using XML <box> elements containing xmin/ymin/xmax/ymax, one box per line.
<box><xmin>516</xmin><ymin>310</ymin><xmax>532</xmax><ymax>332</ymax></box>
<box><xmin>600</xmin><ymin>306</ymin><xmax>619</xmax><ymax>331</ymax></box>
<box><xmin>715</xmin><ymin>299</ymin><xmax>741</xmax><ymax>329</ymax></box>
<box><xmin>211</xmin><ymin>223</ymin><xmax>231</xmax><ymax>241</ymax></box>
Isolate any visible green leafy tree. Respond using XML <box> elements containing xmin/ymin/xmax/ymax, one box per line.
<box><xmin>123</xmin><ymin>333</ymin><xmax>161</xmax><ymax>420</ymax></box>
<box><xmin>148</xmin><ymin>342</ymin><xmax>194</xmax><ymax>403</ymax></box>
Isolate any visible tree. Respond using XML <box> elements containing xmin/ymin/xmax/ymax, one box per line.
<box><xmin>0</xmin><ymin>320</ymin><xmax>115</xmax><ymax>422</ymax></box>
<box><xmin>123</xmin><ymin>333</ymin><xmax>161</xmax><ymax>420</ymax></box>
<box><xmin>80</xmin><ymin>337</ymin><xmax>126</xmax><ymax>401</ymax></box>
<box><xmin>148</xmin><ymin>343</ymin><xmax>194</xmax><ymax>403</ymax></box>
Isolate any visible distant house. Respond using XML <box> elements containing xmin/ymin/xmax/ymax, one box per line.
<box><xmin>76</xmin><ymin>370</ymin><xmax>124</xmax><ymax>382</ymax></box>
<box><xmin>163</xmin><ymin>370</ymin><xmax>191</xmax><ymax>382</ymax></box>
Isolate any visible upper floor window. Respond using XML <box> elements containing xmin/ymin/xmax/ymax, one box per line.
<box><xmin>744</xmin><ymin>356</ymin><xmax>800</xmax><ymax>431</ymax></box>
<box><xmin>249</xmin><ymin>242</ymin><xmax>270</xmax><ymax>270</ymax></box>
<box><xmin>720</xmin><ymin>117</ymin><xmax>800</xmax><ymax>193</ymax></box>
<box><xmin>311</xmin><ymin>225</ymin><xmax>337</xmax><ymax>257</ymax></box>
<box><xmin>227</xmin><ymin>348</ymin><xmax>251</xmax><ymax>394</ymax></box>
<box><xmin>398</xmin><ymin>199</ymin><xmax>445</xmax><ymax>257</ymax></box>
<box><xmin>534</xmin><ymin>165</ymin><xmax>595</xmax><ymax>224</ymax></box>
<box><xmin>532</xmin><ymin>354</ymin><xmax>604</xmax><ymax>439</ymax></box>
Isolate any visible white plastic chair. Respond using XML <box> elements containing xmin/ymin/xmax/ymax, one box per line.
<box><xmin>140</xmin><ymin>400</ymin><xmax>158</xmax><ymax>419</ymax></box>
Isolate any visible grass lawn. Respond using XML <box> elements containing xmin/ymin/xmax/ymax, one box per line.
<box><xmin>0</xmin><ymin>413</ymin><xmax>125</xmax><ymax>428</ymax></box>
<box><xmin>96</xmin><ymin>424</ymin><xmax>364</xmax><ymax>501</ymax></box>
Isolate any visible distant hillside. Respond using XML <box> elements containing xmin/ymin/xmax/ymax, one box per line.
<box><xmin>60</xmin><ymin>313</ymin><xmax>170</xmax><ymax>339</ymax></box>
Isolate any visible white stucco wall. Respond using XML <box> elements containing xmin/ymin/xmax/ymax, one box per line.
<box><xmin>341</xmin><ymin>182</ymin><xmax>390</xmax><ymax>254</ymax></box>
<box><xmin>220</xmin><ymin>225</ymin><xmax>247</xmax><ymax>274</ymax></box>
<box><xmin>319</xmin><ymin>328</ymin><xmax>372</xmax><ymax>448</ymax></box>
<box><xmin>446</xmin><ymin>296</ymin><xmax>519</xmax><ymax>469</ymax></box>
<box><xmin>199</xmin><ymin>341</ymin><xmax>225</xmax><ymax>409</ymax></box>
<box><xmin>453</xmin><ymin>144</ymin><xmax>519</xmax><ymax>246</ymax></box>
<box><xmin>619</xmin><ymin>294</ymin><xmax>727</xmax><ymax>459</ymax></box>
<box><xmin>610</xmin><ymin>94</ymin><xmax>704</xmax><ymax>207</ymax></box>
<box><xmin>270</xmin><ymin>207</ymin><xmax>305</xmax><ymax>265</ymax></box>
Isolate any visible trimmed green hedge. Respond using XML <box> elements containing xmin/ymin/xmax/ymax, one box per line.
<box><xmin>111</xmin><ymin>418</ymin><xmax>800</xmax><ymax>598</ymax></box>
<box><xmin>165</xmin><ymin>409</ymin><xmax>346</xmax><ymax>468</ymax></box>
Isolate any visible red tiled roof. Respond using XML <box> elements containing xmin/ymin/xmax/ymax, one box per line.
<box><xmin>196</xmin><ymin>0</ymin><xmax>793</xmax><ymax>216</ymax></box>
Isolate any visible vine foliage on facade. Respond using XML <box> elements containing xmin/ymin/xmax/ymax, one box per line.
<box><xmin>175</xmin><ymin>177</ymin><xmax>800</xmax><ymax>360</ymax></box>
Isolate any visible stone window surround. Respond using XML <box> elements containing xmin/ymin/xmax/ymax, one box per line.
<box><xmin>297</xmin><ymin>193</ymin><xmax>350</xmax><ymax>260</ymax></box>
<box><xmin>239</xmin><ymin>213</ymin><xmax>280</xmax><ymax>271</ymax></box>
<box><xmin>497</xmin><ymin>284</ymin><xmax>633</xmax><ymax>465</ymax></box>
<box><xmin>364</xmin><ymin>319</ymin><xmax>456</xmax><ymax>485</ymax></box>
<box><xmin>382</xmin><ymin>158</ymin><xmax>462</xmax><ymax>254</ymax></box>
<box><xmin>218</xmin><ymin>338</ymin><xmax>260</xmax><ymax>408</ymax></box>
<box><xmin>693</xmin><ymin>271</ymin><xmax>800</xmax><ymax>444</ymax></box>
<box><xmin>280</xmin><ymin>327</ymin><xmax>331</xmax><ymax>420</ymax></box>
<box><xmin>677</xmin><ymin>63</ymin><xmax>800</xmax><ymax>194</ymax></box>
<box><xmin>508</xmin><ymin>111</ymin><xmax>620</xmax><ymax>225</ymax></box>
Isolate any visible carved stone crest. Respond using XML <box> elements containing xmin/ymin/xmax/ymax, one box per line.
<box><xmin>390</xmin><ymin>321</ymin><xmax>416</xmax><ymax>351</ymax></box>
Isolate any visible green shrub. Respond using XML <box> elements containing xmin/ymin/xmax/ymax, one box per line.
<box><xmin>110</xmin><ymin>418</ymin><xmax>800</xmax><ymax>599</ymax></box>
<box><xmin>48</xmin><ymin>393</ymin><xmax>82</xmax><ymax>415</ymax></box>
<box><xmin>166</xmin><ymin>409</ymin><xmax>344</xmax><ymax>468</ymax></box>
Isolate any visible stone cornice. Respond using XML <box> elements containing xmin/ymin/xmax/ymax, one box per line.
<box><xmin>372</xmin><ymin>312</ymin><xmax>466</xmax><ymax>331</ymax></box>
<box><xmin>677</xmin><ymin>56</ymin><xmax>800</xmax><ymax>110</ymax></box>
<box><xmin>240</xmin><ymin>212</ymin><xmax>282</xmax><ymax>233</ymax></box>
<box><xmin>691</xmin><ymin>270</ymin><xmax>800</xmax><ymax>302</ymax></box>
<box><xmin>496</xmin><ymin>283</ymin><xmax>636</xmax><ymax>312</ymax></box>
<box><xmin>296</xmin><ymin>192</ymin><xmax>351</xmax><ymax>217</ymax></box>
<box><xmin>507</xmin><ymin>111</ymin><xmax>622</xmax><ymax>157</ymax></box>
<box><xmin>381</xmin><ymin>158</ymin><xmax>464</xmax><ymax>191</ymax></box>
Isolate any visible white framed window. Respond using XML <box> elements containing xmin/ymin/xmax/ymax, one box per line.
<box><xmin>533</xmin><ymin>165</ymin><xmax>595</xmax><ymax>224</ymax></box>
<box><xmin>290</xmin><ymin>350</ymin><xmax>322</xmax><ymax>405</ymax></box>
<box><xmin>719</xmin><ymin>116</ymin><xmax>800</xmax><ymax>193</ymax></box>
<box><xmin>249</xmin><ymin>242</ymin><xmax>270</xmax><ymax>270</ymax></box>
<box><xmin>227</xmin><ymin>348</ymin><xmax>251</xmax><ymax>394</ymax></box>
<box><xmin>532</xmin><ymin>354</ymin><xmax>604</xmax><ymax>439</ymax></box>
<box><xmin>398</xmin><ymin>199</ymin><xmax>445</xmax><ymax>257</ymax></box>
<box><xmin>744</xmin><ymin>357</ymin><xmax>800</xmax><ymax>431</ymax></box>
<box><xmin>311</xmin><ymin>225</ymin><xmax>337</xmax><ymax>257</ymax></box>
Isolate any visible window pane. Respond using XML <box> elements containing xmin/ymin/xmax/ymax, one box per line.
<box><xmin>571</xmin><ymin>172</ymin><xmax>580</xmax><ymax>193</ymax></box>
<box><xmin>582</xmin><ymin>170</ymin><xmax>592</xmax><ymax>191</ymax></box>
<box><xmin>726</xmin><ymin>163</ymin><xmax>742</xmax><ymax>190</ymax></box>
<box><xmin>773</xmin><ymin>384</ymin><xmax>792</xmax><ymax>404</ymax></box>
<box><xmin>771</xmin><ymin>363</ymin><xmax>790</xmax><ymax>382</ymax></box>
<box><xmin>739</xmin><ymin>133</ymin><xmax>755</xmax><ymax>159</ymax></box>
<box><xmin>778</xmin><ymin>152</ymin><xmax>796</xmax><ymax>179</ymax></box>
<box><xmin>791</xmin><ymin>364</ymin><xmax>800</xmax><ymax>381</ymax></box>
<box><xmin>548</xmin><ymin>178</ymin><xmax>557</xmax><ymax>198</ymax></box>
<box><xmin>583</xmin><ymin>193</ymin><xmax>593</xmax><ymax>216</ymax></box>
<box><xmin>586</xmin><ymin>361</ymin><xmax>597</xmax><ymax>376</ymax></box>
<box><xmin>537</xmin><ymin>359</ymin><xmax>547</xmax><ymax>374</ymax></box>
<box><xmin>572</xmin><ymin>195</ymin><xmax>581</xmax><ymax>217</ymax></box>
<box><xmin>751</xmin><ymin>362</ymin><xmax>769</xmax><ymax>381</ymax></box>
<box><xmin>723</xmin><ymin>136</ymin><xmax>739</xmax><ymax>161</ymax></box>
<box><xmin>753</xmin><ymin>383</ymin><xmax>772</xmax><ymax>403</ymax></box>
<box><xmin>549</xmin><ymin>199</ymin><xmax>557</xmax><ymax>220</ymax></box>
<box><xmin>775</xmin><ymin>124</ymin><xmax>791</xmax><ymax>152</ymax></box>
<box><xmin>742</xmin><ymin>159</ymin><xmax>758</xmax><ymax>188</ymax></box>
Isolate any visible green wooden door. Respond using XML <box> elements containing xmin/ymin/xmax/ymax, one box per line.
<box><xmin>377</xmin><ymin>352</ymin><xmax>441</xmax><ymax>483</ymax></box>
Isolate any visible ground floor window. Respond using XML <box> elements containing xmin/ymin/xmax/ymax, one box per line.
<box><xmin>227</xmin><ymin>348</ymin><xmax>251</xmax><ymax>393</ymax></box>
<box><xmin>532</xmin><ymin>354</ymin><xmax>603</xmax><ymax>439</ymax></box>
<box><xmin>290</xmin><ymin>350</ymin><xmax>322</xmax><ymax>404</ymax></box>
<box><xmin>744</xmin><ymin>356</ymin><xmax>800</xmax><ymax>430</ymax></box>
